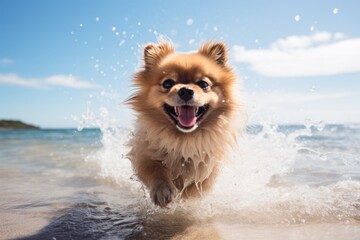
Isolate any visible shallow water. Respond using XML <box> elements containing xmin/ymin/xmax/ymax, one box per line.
<box><xmin>0</xmin><ymin>124</ymin><xmax>360</xmax><ymax>239</ymax></box>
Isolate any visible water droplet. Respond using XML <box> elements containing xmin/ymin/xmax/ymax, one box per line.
<box><xmin>310</xmin><ymin>85</ymin><xmax>316</xmax><ymax>92</ymax></box>
<box><xmin>79</xmin><ymin>23</ymin><xmax>83</xmax><ymax>27</ymax></box>
<box><xmin>213</xmin><ymin>26</ymin><xmax>218</xmax><ymax>32</ymax></box>
<box><xmin>186</xmin><ymin>18</ymin><xmax>193</xmax><ymax>26</ymax></box>
<box><xmin>310</xmin><ymin>26</ymin><xmax>315</xmax><ymax>31</ymax></box>
<box><xmin>294</xmin><ymin>15</ymin><xmax>301</xmax><ymax>22</ymax></box>
<box><xmin>315</xmin><ymin>120</ymin><xmax>325</xmax><ymax>131</ymax></box>
<box><xmin>119</xmin><ymin>40</ymin><xmax>125</xmax><ymax>46</ymax></box>
<box><xmin>255</xmin><ymin>39</ymin><xmax>259</xmax><ymax>44</ymax></box>
<box><xmin>137</xmin><ymin>22</ymin><xmax>141</xmax><ymax>26</ymax></box>
<box><xmin>112</xmin><ymin>26</ymin><xmax>116</xmax><ymax>31</ymax></box>
<box><xmin>115</xmin><ymin>32</ymin><xmax>119</xmax><ymax>36</ymax></box>
<box><xmin>188</xmin><ymin>39</ymin><xmax>195</xmax><ymax>45</ymax></box>
<box><xmin>99</xmin><ymin>107</ymin><xmax>108</xmax><ymax>117</ymax></box>
<box><xmin>333</xmin><ymin>8</ymin><xmax>339</xmax><ymax>14</ymax></box>
<box><xmin>70</xmin><ymin>31</ymin><xmax>74</xmax><ymax>35</ymax></box>
<box><xmin>304</xmin><ymin>118</ymin><xmax>312</xmax><ymax>129</ymax></box>
<box><xmin>95</xmin><ymin>17</ymin><xmax>100</xmax><ymax>22</ymax></box>
<box><xmin>319</xmin><ymin>154</ymin><xmax>327</xmax><ymax>161</ymax></box>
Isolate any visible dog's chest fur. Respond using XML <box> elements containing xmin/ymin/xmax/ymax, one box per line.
<box><xmin>128</xmin><ymin>116</ymin><xmax>236</xmax><ymax>189</ymax></box>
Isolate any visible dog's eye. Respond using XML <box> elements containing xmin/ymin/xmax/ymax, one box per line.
<box><xmin>197</xmin><ymin>80</ymin><xmax>209</xmax><ymax>89</ymax></box>
<box><xmin>162</xmin><ymin>79</ymin><xmax>176</xmax><ymax>89</ymax></box>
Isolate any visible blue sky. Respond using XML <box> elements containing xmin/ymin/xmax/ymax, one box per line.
<box><xmin>0</xmin><ymin>0</ymin><xmax>359</xmax><ymax>128</ymax></box>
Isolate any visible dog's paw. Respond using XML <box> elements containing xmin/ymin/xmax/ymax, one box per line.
<box><xmin>150</xmin><ymin>181</ymin><xmax>176</xmax><ymax>207</ymax></box>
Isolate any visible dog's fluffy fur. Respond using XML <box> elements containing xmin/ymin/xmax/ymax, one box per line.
<box><xmin>127</xmin><ymin>41</ymin><xmax>241</xmax><ymax>207</ymax></box>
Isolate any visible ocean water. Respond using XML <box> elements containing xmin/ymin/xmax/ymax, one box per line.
<box><xmin>1</xmin><ymin>123</ymin><xmax>360</xmax><ymax>239</ymax></box>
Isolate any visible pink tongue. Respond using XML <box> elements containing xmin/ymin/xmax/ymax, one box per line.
<box><xmin>177</xmin><ymin>106</ymin><xmax>196</xmax><ymax>127</ymax></box>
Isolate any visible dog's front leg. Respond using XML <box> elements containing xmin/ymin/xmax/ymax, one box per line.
<box><xmin>135</xmin><ymin>159</ymin><xmax>176</xmax><ymax>207</ymax></box>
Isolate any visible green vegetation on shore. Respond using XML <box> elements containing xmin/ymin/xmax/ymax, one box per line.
<box><xmin>0</xmin><ymin>120</ymin><xmax>40</xmax><ymax>129</ymax></box>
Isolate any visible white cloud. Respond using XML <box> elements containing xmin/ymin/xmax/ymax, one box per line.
<box><xmin>233</xmin><ymin>32</ymin><xmax>360</xmax><ymax>77</ymax></box>
<box><xmin>0</xmin><ymin>73</ymin><xmax>43</xmax><ymax>88</ymax></box>
<box><xmin>45</xmin><ymin>75</ymin><xmax>100</xmax><ymax>89</ymax></box>
<box><xmin>0</xmin><ymin>73</ymin><xmax>100</xmax><ymax>89</ymax></box>
<box><xmin>0</xmin><ymin>58</ymin><xmax>14</xmax><ymax>65</ymax></box>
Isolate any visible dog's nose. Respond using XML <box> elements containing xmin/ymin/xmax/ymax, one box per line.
<box><xmin>178</xmin><ymin>87</ymin><xmax>194</xmax><ymax>101</ymax></box>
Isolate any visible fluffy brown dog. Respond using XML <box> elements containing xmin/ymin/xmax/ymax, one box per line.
<box><xmin>127</xmin><ymin>41</ymin><xmax>240</xmax><ymax>207</ymax></box>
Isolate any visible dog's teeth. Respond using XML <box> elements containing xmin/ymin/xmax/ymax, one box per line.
<box><xmin>175</xmin><ymin>107</ymin><xmax>179</xmax><ymax>116</ymax></box>
<box><xmin>196</xmin><ymin>107</ymin><xmax>199</xmax><ymax>114</ymax></box>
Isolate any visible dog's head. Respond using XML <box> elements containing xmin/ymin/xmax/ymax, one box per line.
<box><xmin>129</xmin><ymin>41</ymin><xmax>238</xmax><ymax>133</ymax></box>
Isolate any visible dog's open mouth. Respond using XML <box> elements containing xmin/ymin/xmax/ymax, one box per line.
<box><xmin>164</xmin><ymin>103</ymin><xmax>209</xmax><ymax>133</ymax></box>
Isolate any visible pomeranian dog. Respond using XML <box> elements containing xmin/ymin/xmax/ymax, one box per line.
<box><xmin>127</xmin><ymin>41</ymin><xmax>241</xmax><ymax>207</ymax></box>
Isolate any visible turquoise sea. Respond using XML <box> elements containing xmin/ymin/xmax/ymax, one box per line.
<box><xmin>0</xmin><ymin>124</ymin><xmax>360</xmax><ymax>239</ymax></box>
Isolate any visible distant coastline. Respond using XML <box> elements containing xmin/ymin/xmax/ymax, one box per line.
<box><xmin>0</xmin><ymin>120</ymin><xmax>40</xmax><ymax>130</ymax></box>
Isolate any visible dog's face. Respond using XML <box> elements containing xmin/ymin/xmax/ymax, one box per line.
<box><xmin>129</xmin><ymin>41</ymin><xmax>237</xmax><ymax>133</ymax></box>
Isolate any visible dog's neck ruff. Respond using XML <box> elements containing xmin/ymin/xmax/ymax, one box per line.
<box><xmin>176</xmin><ymin>123</ymin><xmax>198</xmax><ymax>133</ymax></box>
<box><xmin>132</xmin><ymin>115</ymin><xmax>237</xmax><ymax>162</ymax></box>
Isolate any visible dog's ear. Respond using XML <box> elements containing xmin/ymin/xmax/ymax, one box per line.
<box><xmin>199</xmin><ymin>42</ymin><xmax>228</xmax><ymax>66</ymax></box>
<box><xmin>144</xmin><ymin>42</ymin><xmax>174</xmax><ymax>70</ymax></box>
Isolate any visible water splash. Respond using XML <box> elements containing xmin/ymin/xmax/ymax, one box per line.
<box><xmin>74</xmin><ymin>103</ymin><xmax>360</xmax><ymax>223</ymax></box>
<box><xmin>198</xmin><ymin>123</ymin><xmax>360</xmax><ymax>223</ymax></box>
